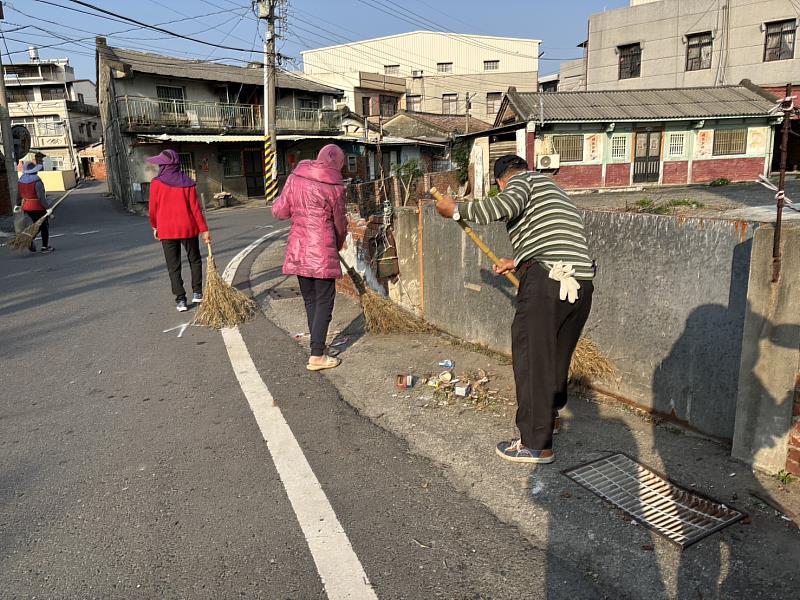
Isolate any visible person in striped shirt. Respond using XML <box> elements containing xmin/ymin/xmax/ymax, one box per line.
<box><xmin>435</xmin><ymin>155</ymin><xmax>595</xmax><ymax>464</ymax></box>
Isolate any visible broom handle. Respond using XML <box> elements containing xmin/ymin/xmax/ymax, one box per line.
<box><xmin>205</xmin><ymin>239</ymin><xmax>213</xmax><ymax>259</ymax></box>
<box><xmin>429</xmin><ymin>188</ymin><xmax>520</xmax><ymax>289</ymax></box>
<box><xmin>338</xmin><ymin>252</ymin><xmax>368</xmax><ymax>296</ymax></box>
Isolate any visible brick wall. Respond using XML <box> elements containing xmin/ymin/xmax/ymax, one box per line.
<box><xmin>605</xmin><ymin>163</ymin><xmax>630</xmax><ymax>187</ymax></box>
<box><xmin>89</xmin><ymin>161</ymin><xmax>108</xmax><ymax>181</ymax></box>
<box><xmin>550</xmin><ymin>165</ymin><xmax>603</xmax><ymax>189</ymax></box>
<box><xmin>786</xmin><ymin>369</ymin><xmax>800</xmax><ymax>477</ymax></box>
<box><xmin>663</xmin><ymin>161</ymin><xmax>689</xmax><ymax>185</ymax></box>
<box><xmin>691</xmin><ymin>157</ymin><xmax>764</xmax><ymax>184</ymax></box>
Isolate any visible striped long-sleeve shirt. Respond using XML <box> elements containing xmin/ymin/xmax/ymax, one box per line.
<box><xmin>460</xmin><ymin>172</ymin><xmax>595</xmax><ymax>280</ymax></box>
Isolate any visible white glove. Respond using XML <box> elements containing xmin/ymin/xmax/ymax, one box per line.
<box><xmin>13</xmin><ymin>205</ymin><xmax>20</xmax><ymax>213</ymax></box>
<box><xmin>548</xmin><ymin>261</ymin><xmax>581</xmax><ymax>304</ymax></box>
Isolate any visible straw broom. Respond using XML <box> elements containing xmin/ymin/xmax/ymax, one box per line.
<box><xmin>429</xmin><ymin>188</ymin><xmax>614</xmax><ymax>383</ymax></box>
<box><xmin>193</xmin><ymin>241</ymin><xmax>257</xmax><ymax>329</ymax></box>
<box><xmin>8</xmin><ymin>191</ymin><xmax>71</xmax><ymax>251</ymax></box>
<box><xmin>339</xmin><ymin>253</ymin><xmax>430</xmax><ymax>334</ymax></box>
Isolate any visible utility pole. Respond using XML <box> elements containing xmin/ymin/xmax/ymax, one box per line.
<box><xmin>771</xmin><ymin>83</ymin><xmax>794</xmax><ymax>283</ymax></box>
<box><xmin>258</xmin><ymin>1</ymin><xmax>278</xmax><ymax>202</ymax></box>
<box><xmin>0</xmin><ymin>3</ymin><xmax>19</xmax><ymax>215</ymax></box>
<box><xmin>465</xmin><ymin>92</ymin><xmax>474</xmax><ymax>135</ymax></box>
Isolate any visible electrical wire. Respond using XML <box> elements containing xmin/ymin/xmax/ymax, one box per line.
<box><xmin>29</xmin><ymin>0</ymin><xmax>261</xmax><ymax>52</ymax></box>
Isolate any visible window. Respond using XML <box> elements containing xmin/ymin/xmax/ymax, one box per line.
<box><xmin>178</xmin><ymin>152</ymin><xmax>196</xmax><ymax>180</ymax></box>
<box><xmin>406</xmin><ymin>95</ymin><xmax>421</xmax><ymax>112</ymax></box>
<box><xmin>156</xmin><ymin>85</ymin><xmax>185</xmax><ymax>114</ymax></box>
<box><xmin>442</xmin><ymin>93</ymin><xmax>458</xmax><ymax>115</ymax></box>
<box><xmin>347</xmin><ymin>155</ymin><xmax>357</xmax><ymax>171</ymax></box>
<box><xmin>384</xmin><ymin>64</ymin><xmax>400</xmax><ymax>76</ymax></box>
<box><xmin>764</xmin><ymin>19</ymin><xmax>796</xmax><ymax>62</ymax></box>
<box><xmin>668</xmin><ymin>133</ymin><xmax>685</xmax><ymax>157</ymax></box>
<box><xmin>552</xmin><ymin>135</ymin><xmax>584</xmax><ymax>162</ymax></box>
<box><xmin>436</xmin><ymin>62</ymin><xmax>453</xmax><ymax>73</ymax></box>
<box><xmin>713</xmin><ymin>129</ymin><xmax>747</xmax><ymax>156</ymax></box>
<box><xmin>7</xmin><ymin>87</ymin><xmax>34</xmax><ymax>103</ymax></box>
<box><xmin>79</xmin><ymin>124</ymin><xmax>85</xmax><ymax>134</ymax></box>
<box><xmin>486</xmin><ymin>92</ymin><xmax>503</xmax><ymax>115</ymax></box>
<box><xmin>611</xmin><ymin>135</ymin><xmax>628</xmax><ymax>160</ymax></box>
<box><xmin>77</xmin><ymin>93</ymin><xmax>85</xmax><ymax>103</ymax></box>
<box><xmin>49</xmin><ymin>156</ymin><xmax>65</xmax><ymax>170</ymax></box>
<box><xmin>222</xmin><ymin>150</ymin><xmax>242</xmax><ymax>177</ymax></box>
<box><xmin>484</xmin><ymin>60</ymin><xmax>499</xmax><ymax>71</ymax></box>
<box><xmin>40</xmin><ymin>86</ymin><xmax>66</xmax><ymax>101</ymax></box>
<box><xmin>618</xmin><ymin>43</ymin><xmax>641</xmax><ymax>79</ymax></box>
<box><xmin>379</xmin><ymin>95</ymin><xmax>398</xmax><ymax>117</ymax></box>
<box><xmin>361</xmin><ymin>97</ymin><xmax>371</xmax><ymax>117</ymax></box>
<box><xmin>299</xmin><ymin>98</ymin><xmax>320</xmax><ymax>109</ymax></box>
<box><xmin>686</xmin><ymin>32</ymin><xmax>712</xmax><ymax>71</ymax></box>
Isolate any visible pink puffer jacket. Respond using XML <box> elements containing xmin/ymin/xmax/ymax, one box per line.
<box><xmin>272</xmin><ymin>151</ymin><xmax>347</xmax><ymax>280</ymax></box>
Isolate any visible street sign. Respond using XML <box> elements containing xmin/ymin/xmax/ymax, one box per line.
<box><xmin>11</xmin><ymin>125</ymin><xmax>31</xmax><ymax>161</ymax></box>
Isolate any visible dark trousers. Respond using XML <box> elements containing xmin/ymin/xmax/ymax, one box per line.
<box><xmin>298</xmin><ymin>276</ymin><xmax>336</xmax><ymax>357</ymax></box>
<box><xmin>24</xmin><ymin>210</ymin><xmax>49</xmax><ymax>248</ymax></box>
<box><xmin>161</xmin><ymin>237</ymin><xmax>202</xmax><ymax>302</ymax></box>
<box><xmin>512</xmin><ymin>264</ymin><xmax>593</xmax><ymax>450</ymax></box>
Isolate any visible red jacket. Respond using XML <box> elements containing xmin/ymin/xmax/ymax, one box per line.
<box><xmin>148</xmin><ymin>179</ymin><xmax>208</xmax><ymax>239</ymax></box>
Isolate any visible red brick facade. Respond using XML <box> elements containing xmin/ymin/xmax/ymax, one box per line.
<box><xmin>786</xmin><ymin>370</ymin><xmax>800</xmax><ymax>477</ymax></box>
<box><xmin>662</xmin><ymin>161</ymin><xmax>689</xmax><ymax>185</ymax></box>
<box><xmin>89</xmin><ymin>161</ymin><xmax>108</xmax><ymax>181</ymax></box>
<box><xmin>605</xmin><ymin>163</ymin><xmax>630</xmax><ymax>187</ymax></box>
<box><xmin>550</xmin><ymin>165</ymin><xmax>603</xmax><ymax>189</ymax></box>
<box><xmin>690</xmin><ymin>157</ymin><xmax>764</xmax><ymax>184</ymax></box>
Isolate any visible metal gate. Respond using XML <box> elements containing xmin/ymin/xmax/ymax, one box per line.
<box><xmin>633</xmin><ymin>131</ymin><xmax>662</xmax><ymax>184</ymax></box>
<box><xmin>242</xmin><ymin>148</ymin><xmax>265</xmax><ymax>197</ymax></box>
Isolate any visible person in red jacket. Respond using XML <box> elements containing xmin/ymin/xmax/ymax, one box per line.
<box><xmin>14</xmin><ymin>162</ymin><xmax>53</xmax><ymax>253</ymax></box>
<box><xmin>147</xmin><ymin>149</ymin><xmax>210</xmax><ymax>312</ymax></box>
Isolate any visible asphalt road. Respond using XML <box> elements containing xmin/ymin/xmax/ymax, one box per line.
<box><xmin>0</xmin><ymin>182</ymin><xmax>602</xmax><ymax>599</ymax></box>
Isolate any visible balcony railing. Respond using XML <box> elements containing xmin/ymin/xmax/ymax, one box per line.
<box><xmin>276</xmin><ymin>107</ymin><xmax>342</xmax><ymax>132</ymax></box>
<box><xmin>117</xmin><ymin>96</ymin><xmax>342</xmax><ymax>134</ymax></box>
<box><xmin>117</xmin><ymin>96</ymin><xmax>263</xmax><ymax>132</ymax></box>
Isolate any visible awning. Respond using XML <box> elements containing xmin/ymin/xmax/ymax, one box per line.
<box><xmin>138</xmin><ymin>133</ymin><xmax>445</xmax><ymax>147</ymax></box>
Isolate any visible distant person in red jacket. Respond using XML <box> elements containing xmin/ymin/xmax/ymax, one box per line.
<box><xmin>14</xmin><ymin>162</ymin><xmax>53</xmax><ymax>253</ymax></box>
<box><xmin>147</xmin><ymin>149</ymin><xmax>210</xmax><ymax>312</ymax></box>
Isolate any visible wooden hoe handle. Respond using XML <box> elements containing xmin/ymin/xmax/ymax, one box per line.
<box><xmin>429</xmin><ymin>188</ymin><xmax>520</xmax><ymax>289</ymax></box>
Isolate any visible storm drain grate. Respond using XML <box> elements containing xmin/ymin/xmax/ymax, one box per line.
<box><xmin>564</xmin><ymin>453</ymin><xmax>745</xmax><ymax>548</ymax></box>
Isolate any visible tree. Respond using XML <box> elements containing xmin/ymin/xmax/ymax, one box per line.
<box><xmin>393</xmin><ymin>159</ymin><xmax>424</xmax><ymax>206</ymax></box>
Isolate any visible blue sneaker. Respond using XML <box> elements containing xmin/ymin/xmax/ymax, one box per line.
<box><xmin>176</xmin><ymin>300</ymin><xmax>188</xmax><ymax>312</ymax></box>
<box><xmin>496</xmin><ymin>440</ymin><xmax>555</xmax><ymax>464</ymax></box>
<box><xmin>192</xmin><ymin>292</ymin><xmax>203</xmax><ymax>304</ymax></box>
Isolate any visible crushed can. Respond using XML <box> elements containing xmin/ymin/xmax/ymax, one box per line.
<box><xmin>438</xmin><ymin>360</ymin><xmax>455</xmax><ymax>369</ymax></box>
<box><xmin>395</xmin><ymin>374</ymin><xmax>416</xmax><ymax>389</ymax></box>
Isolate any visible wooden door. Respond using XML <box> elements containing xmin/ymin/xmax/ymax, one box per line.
<box><xmin>633</xmin><ymin>131</ymin><xmax>662</xmax><ymax>184</ymax></box>
<box><xmin>242</xmin><ymin>148</ymin><xmax>264</xmax><ymax>197</ymax></box>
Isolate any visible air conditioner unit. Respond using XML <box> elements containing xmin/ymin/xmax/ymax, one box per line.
<box><xmin>537</xmin><ymin>154</ymin><xmax>560</xmax><ymax>170</ymax></box>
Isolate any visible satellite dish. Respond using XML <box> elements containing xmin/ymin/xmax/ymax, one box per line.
<box><xmin>11</xmin><ymin>125</ymin><xmax>31</xmax><ymax>161</ymax></box>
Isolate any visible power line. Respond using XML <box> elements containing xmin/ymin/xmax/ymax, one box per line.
<box><xmin>29</xmin><ymin>0</ymin><xmax>261</xmax><ymax>53</ymax></box>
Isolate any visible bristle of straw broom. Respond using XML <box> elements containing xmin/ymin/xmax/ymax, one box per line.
<box><xmin>361</xmin><ymin>288</ymin><xmax>431</xmax><ymax>334</ymax></box>
<box><xmin>570</xmin><ymin>336</ymin><xmax>614</xmax><ymax>383</ymax></box>
<box><xmin>8</xmin><ymin>218</ymin><xmax>43</xmax><ymax>251</ymax></box>
<box><xmin>193</xmin><ymin>254</ymin><xmax>257</xmax><ymax>329</ymax></box>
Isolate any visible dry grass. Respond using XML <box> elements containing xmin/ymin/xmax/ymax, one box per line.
<box><xmin>193</xmin><ymin>253</ymin><xmax>257</xmax><ymax>329</ymax></box>
<box><xmin>361</xmin><ymin>290</ymin><xmax>432</xmax><ymax>334</ymax></box>
<box><xmin>8</xmin><ymin>218</ymin><xmax>43</xmax><ymax>251</ymax></box>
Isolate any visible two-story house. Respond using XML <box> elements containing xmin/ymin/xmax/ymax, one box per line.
<box><xmin>5</xmin><ymin>47</ymin><xmax>101</xmax><ymax>188</ymax></box>
<box><xmin>96</xmin><ymin>38</ymin><xmax>344</xmax><ymax>211</ymax></box>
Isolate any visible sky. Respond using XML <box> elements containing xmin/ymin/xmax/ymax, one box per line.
<box><xmin>0</xmin><ymin>0</ymin><xmax>630</xmax><ymax>80</ymax></box>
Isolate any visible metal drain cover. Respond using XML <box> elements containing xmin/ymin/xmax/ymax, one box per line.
<box><xmin>564</xmin><ymin>453</ymin><xmax>745</xmax><ymax>548</ymax></box>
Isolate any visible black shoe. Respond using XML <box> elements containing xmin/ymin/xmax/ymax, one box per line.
<box><xmin>40</xmin><ymin>246</ymin><xmax>54</xmax><ymax>253</ymax></box>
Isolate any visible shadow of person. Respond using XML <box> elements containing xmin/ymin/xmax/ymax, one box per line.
<box><xmin>478</xmin><ymin>268</ymin><xmax>518</xmax><ymax>303</ymax></box>
<box><xmin>539</xmin><ymin>388</ymin><xmax>670</xmax><ymax>599</ymax></box>
<box><xmin>652</xmin><ymin>294</ymin><xmax>799</xmax><ymax>597</ymax></box>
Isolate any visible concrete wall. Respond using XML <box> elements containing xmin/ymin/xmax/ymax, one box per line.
<box><xmin>586</xmin><ymin>0</ymin><xmax>800</xmax><ymax>90</ymax></box>
<box><xmin>303</xmin><ymin>32</ymin><xmax>539</xmax><ymax>78</ymax></box>
<box><xmin>558</xmin><ymin>58</ymin><xmax>587</xmax><ymax>92</ymax></box>
<box><xmin>732</xmin><ymin>225</ymin><xmax>800</xmax><ymax>473</ymax></box>
<box><xmin>397</xmin><ymin>206</ymin><xmax>778</xmax><ymax>441</ymax></box>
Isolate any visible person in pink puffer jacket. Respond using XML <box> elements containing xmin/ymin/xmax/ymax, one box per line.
<box><xmin>272</xmin><ymin>144</ymin><xmax>348</xmax><ymax>371</ymax></box>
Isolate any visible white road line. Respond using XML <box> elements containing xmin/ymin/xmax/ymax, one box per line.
<box><xmin>220</xmin><ymin>230</ymin><xmax>378</xmax><ymax>600</ymax></box>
